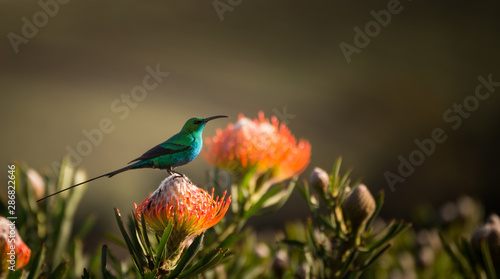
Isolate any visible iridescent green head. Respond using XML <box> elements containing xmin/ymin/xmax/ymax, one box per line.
<box><xmin>181</xmin><ymin>115</ymin><xmax>228</xmax><ymax>133</ymax></box>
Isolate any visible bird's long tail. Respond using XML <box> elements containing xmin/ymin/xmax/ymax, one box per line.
<box><xmin>36</xmin><ymin>164</ymin><xmax>138</xmax><ymax>202</ymax></box>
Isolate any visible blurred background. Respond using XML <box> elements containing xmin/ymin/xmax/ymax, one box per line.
<box><xmin>1</xmin><ymin>0</ymin><xmax>500</xmax><ymax>252</ymax></box>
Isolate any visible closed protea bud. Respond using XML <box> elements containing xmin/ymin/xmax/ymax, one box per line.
<box><xmin>309</xmin><ymin>167</ymin><xmax>330</xmax><ymax>195</ymax></box>
<box><xmin>470</xmin><ymin>213</ymin><xmax>500</xmax><ymax>270</ymax></box>
<box><xmin>342</xmin><ymin>184</ymin><xmax>376</xmax><ymax>235</ymax></box>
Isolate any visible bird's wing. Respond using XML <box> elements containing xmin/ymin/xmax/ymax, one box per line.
<box><xmin>128</xmin><ymin>142</ymin><xmax>192</xmax><ymax>164</ymax></box>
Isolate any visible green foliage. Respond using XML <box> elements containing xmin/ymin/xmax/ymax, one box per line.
<box><xmin>5</xmin><ymin>156</ymin><xmax>499</xmax><ymax>279</ymax></box>
<box><xmin>280</xmin><ymin>157</ymin><xmax>411</xmax><ymax>278</ymax></box>
<box><xmin>0</xmin><ymin>156</ymin><xmax>94</xmax><ymax>278</ymax></box>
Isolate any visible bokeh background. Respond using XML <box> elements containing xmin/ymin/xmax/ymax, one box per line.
<box><xmin>2</xmin><ymin>0</ymin><xmax>500</xmax><ymax>252</ymax></box>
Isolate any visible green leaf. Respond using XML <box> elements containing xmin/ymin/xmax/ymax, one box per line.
<box><xmin>297</xmin><ymin>182</ymin><xmax>309</xmax><ymax>202</ymax></box>
<box><xmin>438</xmin><ymin>232</ymin><xmax>471</xmax><ymax>276</ymax></box>
<box><xmin>240</xmin><ymin>165</ymin><xmax>258</xmax><ymax>191</ymax></box>
<box><xmin>169</xmin><ymin>233</ymin><xmax>205</xmax><ymax>278</ymax></box>
<box><xmin>307</xmin><ymin>218</ymin><xmax>318</xmax><ymax>248</ymax></box>
<box><xmin>76</xmin><ymin>215</ymin><xmax>96</xmax><ymax>239</ymax></box>
<box><xmin>280</xmin><ymin>239</ymin><xmax>306</xmax><ymax>249</ymax></box>
<box><xmin>155</xmin><ymin>221</ymin><xmax>173</xmax><ymax>270</ymax></box>
<box><xmin>89</xmin><ymin>247</ymin><xmax>102</xmax><ymax>277</ymax></box>
<box><xmin>27</xmin><ymin>243</ymin><xmax>45</xmax><ymax>279</ymax></box>
<box><xmin>256</xmin><ymin>179</ymin><xmax>297</xmax><ymax>216</ymax></box>
<box><xmin>459</xmin><ymin>237</ymin><xmax>483</xmax><ymax>276</ymax></box>
<box><xmin>104</xmin><ymin>232</ymin><xmax>127</xmax><ymax>248</ymax></box>
<box><xmin>178</xmin><ymin>249</ymin><xmax>228</xmax><ymax>279</ymax></box>
<box><xmin>47</xmin><ymin>260</ymin><xmax>68</xmax><ymax>279</ymax></box>
<box><xmin>113</xmin><ymin>208</ymin><xmax>144</xmax><ymax>274</ymax></box>
<box><xmin>480</xmin><ymin>238</ymin><xmax>497</xmax><ymax>279</ymax></box>
<box><xmin>338</xmin><ymin>167</ymin><xmax>353</xmax><ymax>190</ymax></box>
<box><xmin>365</xmin><ymin>221</ymin><xmax>411</xmax><ymax>251</ymax></box>
<box><xmin>339</xmin><ymin>248</ymin><xmax>358</xmax><ymax>278</ymax></box>
<box><xmin>365</xmin><ymin>191</ymin><xmax>384</xmax><ymax>230</ymax></box>
<box><xmin>128</xmin><ymin>214</ymin><xmax>148</xmax><ymax>262</ymax></box>
<box><xmin>331</xmin><ymin>157</ymin><xmax>342</xmax><ymax>196</ymax></box>
<box><xmin>317</xmin><ymin>214</ymin><xmax>335</xmax><ymax>232</ymax></box>
<box><xmin>361</xmin><ymin>243</ymin><xmax>391</xmax><ymax>269</ymax></box>
<box><xmin>140</xmin><ymin>211</ymin><xmax>153</xmax><ymax>257</ymax></box>
<box><xmin>219</xmin><ymin>233</ymin><xmax>243</xmax><ymax>249</ymax></box>
<box><xmin>71</xmin><ymin>238</ymin><xmax>85</xmax><ymax>278</ymax></box>
<box><xmin>106</xmin><ymin>246</ymin><xmax>124</xmax><ymax>279</ymax></box>
<box><xmin>52</xmin><ymin>169</ymin><xmax>87</xmax><ymax>265</ymax></box>
<box><xmin>231</xmin><ymin>183</ymin><xmax>240</xmax><ymax>213</ymax></box>
<box><xmin>243</xmin><ymin>186</ymin><xmax>281</xmax><ymax>219</ymax></box>
<box><xmin>101</xmin><ymin>245</ymin><xmax>109</xmax><ymax>279</ymax></box>
<box><xmin>81</xmin><ymin>268</ymin><xmax>91</xmax><ymax>279</ymax></box>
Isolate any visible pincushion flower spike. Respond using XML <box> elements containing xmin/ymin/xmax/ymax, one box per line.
<box><xmin>134</xmin><ymin>175</ymin><xmax>231</xmax><ymax>271</ymax></box>
<box><xmin>203</xmin><ymin>111</ymin><xmax>311</xmax><ymax>195</ymax></box>
<box><xmin>0</xmin><ymin>217</ymin><xmax>31</xmax><ymax>278</ymax></box>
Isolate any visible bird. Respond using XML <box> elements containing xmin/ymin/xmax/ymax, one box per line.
<box><xmin>37</xmin><ymin>115</ymin><xmax>228</xmax><ymax>202</ymax></box>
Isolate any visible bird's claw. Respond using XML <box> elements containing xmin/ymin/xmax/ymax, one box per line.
<box><xmin>169</xmin><ymin>170</ymin><xmax>192</xmax><ymax>184</ymax></box>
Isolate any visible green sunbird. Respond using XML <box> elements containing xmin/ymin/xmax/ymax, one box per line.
<box><xmin>37</xmin><ymin>115</ymin><xmax>228</xmax><ymax>202</ymax></box>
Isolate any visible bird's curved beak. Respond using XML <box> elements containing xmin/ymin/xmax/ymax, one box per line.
<box><xmin>203</xmin><ymin>115</ymin><xmax>229</xmax><ymax>123</ymax></box>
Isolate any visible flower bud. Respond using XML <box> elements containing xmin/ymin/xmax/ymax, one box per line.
<box><xmin>27</xmin><ymin>168</ymin><xmax>45</xmax><ymax>200</ymax></box>
<box><xmin>272</xmin><ymin>249</ymin><xmax>289</xmax><ymax>278</ymax></box>
<box><xmin>309</xmin><ymin>167</ymin><xmax>329</xmax><ymax>194</ymax></box>
<box><xmin>470</xmin><ymin>214</ymin><xmax>500</xmax><ymax>269</ymax></box>
<box><xmin>342</xmin><ymin>184</ymin><xmax>376</xmax><ymax>233</ymax></box>
<box><xmin>0</xmin><ymin>217</ymin><xmax>31</xmax><ymax>276</ymax></box>
<box><xmin>487</xmin><ymin>213</ymin><xmax>500</xmax><ymax>227</ymax></box>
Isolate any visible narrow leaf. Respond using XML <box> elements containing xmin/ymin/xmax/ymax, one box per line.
<box><xmin>361</xmin><ymin>243</ymin><xmax>391</xmax><ymax>269</ymax></box>
<box><xmin>114</xmin><ymin>208</ymin><xmax>143</xmax><ymax>274</ymax></box>
<box><xmin>481</xmin><ymin>239</ymin><xmax>497</xmax><ymax>279</ymax></box>
<box><xmin>101</xmin><ymin>245</ymin><xmax>109</xmax><ymax>279</ymax></box>
<box><xmin>243</xmin><ymin>186</ymin><xmax>281</xmax><ymax>219</ymax></box>
<box><xmin>178</xmin><ymin>249</ymin><xmax>228</xmax><ymax>279</ymax></box>
<box><xmin>47</xmin><ymin>260</ymin><xmax>69</xmax><ymax>279</ymax></box>
<box><xmin>257</xmin><ymin>179</ymin><xmax>297</xmax><ymax>215</ymax></box>
<box><xmin>155</xmin><ymin>222</ymin><xmax>173</xmax><ymax>270</ymax></box>
<box><xmin>169</xmin><ymin>233</ymin><xmax>205</xmax><ymax>278</ymax></box>
<box><xmin>27</xmin><ymin>244</ymin><xmax>45</xmax><ymax>279</ymax></box>
<box><xmin>280</xmin><ymin>239</ymin><xmax>306</xmax><ymax>249</ymax></box>
<box><xmin>104</xmin><ymin>232</ymin><xmax>127</xmax><ymax>248</ymax></box>
<box><xmin>365</xmin><ymin>191</ymin><xmax>384</xmax><ymax>231</ymax></box>
<box><xmin>140</xmin><ymin>211</ymin><xmax>153</xmax><ymax>257</ymax></box>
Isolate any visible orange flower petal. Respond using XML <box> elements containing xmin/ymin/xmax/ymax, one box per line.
<box><xmin>202</xmin><ymin>111</ymin><xmax>311</xmax><ymax>182</ymax></box>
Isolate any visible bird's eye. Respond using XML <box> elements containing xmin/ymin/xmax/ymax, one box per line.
<box><xmin>193</xmin><ymin>120</ymin><xmax>202</xmax><ymax>124</ymax></box>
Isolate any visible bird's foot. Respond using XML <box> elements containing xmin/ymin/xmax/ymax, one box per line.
<box><xmin>169</xmin><ymin>170</ymin><xmax>192</xmax><ymax>184</ymax></box>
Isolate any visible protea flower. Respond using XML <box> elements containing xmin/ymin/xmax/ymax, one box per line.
<box><xmin>135</xmin><ymin>175</ymin><xmax>231</xmax><ymax>270</ymax></box>
<box><xmin>203</xmin><ymin>111</ymin><xmax>311</xmax><ymax>184</ymax></box>
<box><xmin>0</xmin><ymin>217</ymin><xmax>31</xmax><ymax>278</ymax></box>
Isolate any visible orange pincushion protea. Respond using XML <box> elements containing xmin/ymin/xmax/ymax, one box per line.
<box><xmin>0</xmin><ymin>217</ymin><xmax>31</xmax><ymax>276</ymax></box>
<box><xmin>134</xmin><ymin>175</ymin><xmax>230</xmax><ymax>269</ymax></box>
<box><xmin>203</xmin><ymin>111</ymin><xmax>311</xmax><ymax>182</ymax></box>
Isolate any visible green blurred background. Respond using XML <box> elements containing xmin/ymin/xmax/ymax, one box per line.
<box><xmin>1</xmin><ymin>1</ymin><xmax>500</xmax><ymax>252</ymax></box>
